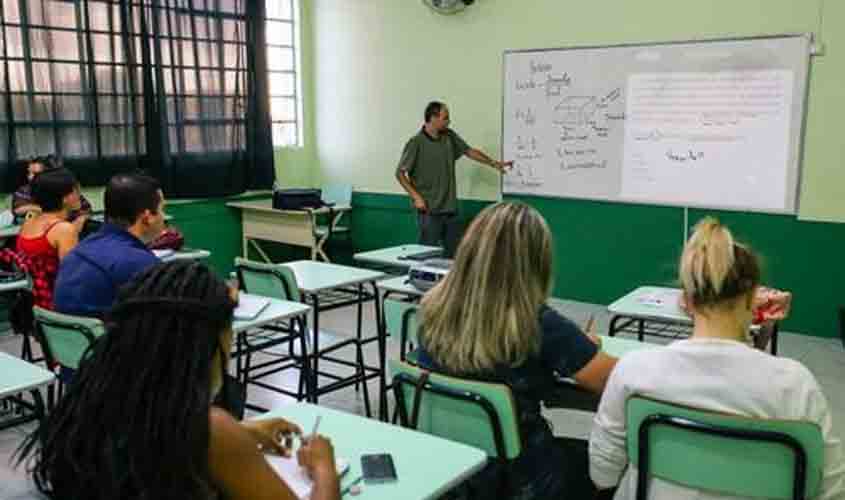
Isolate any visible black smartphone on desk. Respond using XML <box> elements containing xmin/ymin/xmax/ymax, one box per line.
<box><xmin>361</xmin><ymin>453</ymin><xmax>398</xmax><ymax>483</ymax></box>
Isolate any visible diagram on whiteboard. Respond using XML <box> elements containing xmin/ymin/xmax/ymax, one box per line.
<box><xmin>504</xmin><ymin>56</ymin><xmax>625</xmax><ymax>189</ymax></box>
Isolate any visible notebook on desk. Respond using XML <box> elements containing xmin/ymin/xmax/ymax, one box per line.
<box><xmin>265</xmin><ymin>454</ymin><xmax>350</xmax><ymax>499</ymax></box>
<box><xmin>401</xmin><ymin>249</ymin><xmax>443</xmax><ymax>261</ymax></box>
<box><xmin>234</xmin><ymin>295</ymin><xmax>271</xmax><ymax>321</ymax></box>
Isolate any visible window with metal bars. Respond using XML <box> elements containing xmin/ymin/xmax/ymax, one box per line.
<box><xmin>265</xmin><ymin>0</ymin><xmax>300</xmax><ymax>148</ymax></box>
<box><xmin>0</xmin><ymin>0</ymin><xmax>275</xmax><ymax>197</ymax></box>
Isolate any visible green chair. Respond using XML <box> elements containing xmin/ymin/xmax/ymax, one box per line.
<box><xmin>315</xmin><ymin>184</ymin><xmax>352</xmax><ymax>237</ymax></box>
<box><xmin>312</xmin><ymin>184</ymin><xmax>352</xmax><ymax>261</ymax></box>
<box><xmin>626</xmin><ymin>395</ymin><xmax>825</xmax><ymax>500</ymax></box>
<box><xmin>32</xmin><ymin>306</ymin><xmax>106</xmax><ymax>405</ymax></box>
<box><xmin>383</xmin><ymin>299</ymin><xmax>420</xmax><ymax>364</ymax></box>
<box><xmin>390</xmin><ymin>359</ymin><xmax>522</xmax><ymax>460</ymax></box>
<box><xmin>234</xmin><ymin>258</ymin><xmax>312</xmax><ymax>407</ymax></box>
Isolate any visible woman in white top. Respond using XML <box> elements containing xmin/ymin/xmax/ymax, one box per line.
<box><xmin>589</xmin><ymin>217</ymin><xmax>844</xmax><ymax>500</ymax></box>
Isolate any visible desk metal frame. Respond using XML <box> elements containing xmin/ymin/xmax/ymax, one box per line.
<box><xmin>608</xmin><ymin>286</ymin><xmax>779</xmax><ymax>354</ymax></box>
<box><xmin>283</xmin><ymin>261</ymin><xmax>386</xmax><ymax>419</ymax></box>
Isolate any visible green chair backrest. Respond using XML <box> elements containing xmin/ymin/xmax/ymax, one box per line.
<box><xmin>33</xmin><ymin>306</ymin><xmax>106</xmax><ymax>369</ymax></box>
<box><xmin>626</xmin><ymin>395</ymin><xmax>824</xmax><ymax>499</ymax></box>
<box><xmin>389</xmin><ymin>359</ymin><xmax>522</xmax><ymax>460</ymax></box>
<box><xmin>383</xmin><ymin>299</ymin><xmax>419</xmax><ymax>350</ymax></box>
<box><xmin>235</xmin><ymin>258</ymin><xmax>300</xmax><ymax>302</ymax></box>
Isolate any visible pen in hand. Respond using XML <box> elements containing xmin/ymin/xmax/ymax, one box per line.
<box><xmin>309</xmin><ymin>415</ymin><xmax>321</xmax><ymax>439</ymax></box>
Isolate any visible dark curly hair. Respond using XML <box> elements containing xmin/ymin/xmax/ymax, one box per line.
<box><xmin>17</xmin><ymin>260</ymin><xmax>237</xmax><ymax>500</ymax></box>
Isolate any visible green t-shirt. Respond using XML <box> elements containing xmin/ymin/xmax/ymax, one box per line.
<box><xmin>396</xmin><ymin>127</ymin><xmax>470</xmax><ymax>214</ymax></box>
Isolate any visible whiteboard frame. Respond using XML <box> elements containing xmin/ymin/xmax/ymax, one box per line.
<box><xmin>499</xmin><ymin>33</ymin><xmax>814</xmax><ymax>215</ymax></box>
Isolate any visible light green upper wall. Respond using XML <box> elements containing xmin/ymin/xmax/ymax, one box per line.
<box><xmin>300</xmin><ymin>0</ymin><xmax>843</xmax><ymax>221</ymax></box>
<box><xmin>797</xmin><ymin>0</ymin><xmax>844</xmax><ymax>222</ymax></box>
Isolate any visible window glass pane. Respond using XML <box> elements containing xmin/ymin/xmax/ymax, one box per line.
<box><xmin>269</xmin><ymin>72</ymin><xmax>294</xmax><ymax>96</ymax></box>
<box><xmin>272</xmin><ymin>122</ymin><xmax>296</xmax><ymax>147</ymax></box>
<box><xmin>223</xmin><ymin>70</ymin><xmax>245</xmax><ymax>94</ymax></box>
<box><xmin>51</xmin><ymin>63</ymin><xmax>84</xmax><ymax>93</ymax></box>
<box><xmin>179</xmin><ymin>40</ymin><xmax>196</xmax><ymax>67</ymax></box>
<box><xmin>184</xmin><ymin>124</ymin><xmax>203</xmax><ymax>152</ymax></box>
<box><xmin>101</xmin><ymin>126</ymin><xmax>136</xmax><ymax>156</ymax></box>
<box><xmin>196</xmin><ymin>41</ymin><xmax>218</xmax><ymax>68</ymax></box>
<box><xmin>267</xmin><ymin>46</ymin><xmax>293</xmax><ymax>71</ymax></box>
<box><xmin>267</xmin><ymin>0</ymin><xmax>292</xmax><ymax>21</ymax></box>
<box><xmin>30</xmin><ymin>29</ymin><xmax>80</xmax><ymax>61</ymax></box>
<box><xmin>219</xmin><ymin>0</ymin><xmax>241</xmax><ymax>15</ymax></box>
<box><xmin>39</xmin><ymin>0</ymin><xmax>77</xmax><ymax>28</ymax></box>
<box><xmin>3</xmin><ymin>0</ymin><xmax>21</xmax><ymax>24</ymax></box>
<box><xmin>11</xmin><ymin>96</ymin><xmax>32</xmax><ymax>121</ymax></box>
<box><xmin>8</xmin><ymin>62</ymin><xmax>28</xmax><ymax>92</ymax></box>
<box><xmin>222</xmin><ymin>43</ymin><xmax>244</xmax><ymax>68</ymax></box>
<box><xmin>113</xmin><ymin>35</ymin><xmax>126</xmax><ymax>62</ymax></box>
<box><xmin>222</xmin><ymin>20</ymin><xmax>244</xmax><ymax>42</ymax></box>
<box><xmin>86</xmin><ymin>1</ymin><xmax>112</xmax><ymax>31</ymax></box>
<box><xmin>4</xmin><ymin>27</ymin><xmax>24</xmax><ymax>58</ymax></box>
<box><xmin>60</xmin><ymin>127</ymin><xmax>96</xmax><ymax>157</ymax></box>
<box><xmin>31</xmin><ymin>95</ymin><xmax>54</xmax><ymax>121</ymax></box>
<box><xmin>56</xmin><ymin>95</ymin><xmax>86</xmax><ymax>121</ymax></box>
<box><xmin>271</xmin><ymin>97</ymin><xmax>295</xmax><ymax>122</ymax></box>
<box><xmin>201</xmin><ymin>96</ymin><xmax>224</xmax><ymax>119</ymax></box>
<box><xmin>98</xmin><ymin>96</ymin><xmax>135</xmax><ymax>124</ymax></box>
<box><xmin>16</xmin><ymin>128</ymin><xmax>55</xmax><ymax>158</ymax></box>
<box><xmin>91</xmin><ymin>34</ymin><xmax>112</xmax><ymax>62</ymax></box>
<box><xmin>266</xmin><ymin>21</ymin><xmax>293</xmax><ymax>46</ymax></box>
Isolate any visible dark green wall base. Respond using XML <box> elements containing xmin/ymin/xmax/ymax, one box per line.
<box><xmin>173</xmin><ymin>191</ymin><xmax>842</xmax><ymax>339</ymax></box>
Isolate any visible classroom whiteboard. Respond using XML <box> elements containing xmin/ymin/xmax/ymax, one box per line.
<box><xmin>501</xmin><ymin>35</ymin><xmax>811</xmax><ymax>214</ymax></box>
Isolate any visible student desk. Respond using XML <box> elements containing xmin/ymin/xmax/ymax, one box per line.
<box><xmin>547</xmin><ymin>335</ymin><xmax>658</xmax><ymax>412</ymax></box>
<box><xmin>281</xmin><ymin>261</ymin><xmax>386</xmax><ymax>417</ymax></box>
<box><xmin>258</xmin><ymin>403</ymin><xmax>488</xmax><ymax>500</ymax></box>
<box><xmin>157</xmin><ymin>248</ymin><xmax>212</xmax><ymax>262</ymax></box>
<box><xmin>0</xmin><ymin>278</ymin><xmax>29</xmax><ymax>293</ymax></box>
<box><xmin>228</xmin><ymin>200</ymin><xmax>351</xmax><ymax>263</ymax></box>
<box><xmin>353</xmin><ymin>244</ymin><xmax>442</xmax><ymax>274</ymax></box>
<box><xmin>0</xmin><ymin>351</ymin><xmax>54</xmax><ymax>431</ymax></box>
<box><xmin>607</xmin><ymin>286</ymin><xmax>777</xmax><ymax>353</ymax></box>
<box><xmin>232</xmin><ymin>294</ymin><xmax>313</xmax><ymax>409</ymax></box>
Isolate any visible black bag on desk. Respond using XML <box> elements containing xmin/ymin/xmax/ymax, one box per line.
<box><xmin>272</xmin><ymin>188</ymin><xmax>328</xmax><ymax>210</ymax></box>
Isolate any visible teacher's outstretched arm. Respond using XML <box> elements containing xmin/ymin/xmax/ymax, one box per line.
<box><xmin>465</xmin><ymin>147</ymin><xmax>513</xmax><ymax>173</ymax></box>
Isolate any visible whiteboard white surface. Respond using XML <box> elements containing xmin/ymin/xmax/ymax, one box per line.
<box><xmin>501</xmin><ymin>36</ymin><xmax>811</xmax><ymax>213</ymax></box>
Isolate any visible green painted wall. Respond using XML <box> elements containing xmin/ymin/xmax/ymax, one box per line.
<box><xmin>295</xmin><ymin>0</ymin><xmax>844</xmax><ymax>338</ymax></box>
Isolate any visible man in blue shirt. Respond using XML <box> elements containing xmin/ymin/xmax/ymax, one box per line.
<box><xmin>54</xmin><ymin>174</ymin><xmax>166</xmax><ymax>317</ymax></box>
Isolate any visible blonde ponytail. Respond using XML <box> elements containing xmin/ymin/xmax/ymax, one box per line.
<box><xmin>680</xmin><ymin>217</ymin><xmax>760</xmax><ymax>308</ymax></box>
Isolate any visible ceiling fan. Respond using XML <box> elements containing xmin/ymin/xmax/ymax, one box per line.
<box><xmin>422</xmin><ymin>0</ymin><xmax>476</xmax><ymax>15</ymax></box>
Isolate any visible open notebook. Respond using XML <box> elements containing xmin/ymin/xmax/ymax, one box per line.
<box><xmin>265</xmin><ymin>454</ymin><xmax>350</xmax><ymax>499</ymax></box>
<box><xmin>234</xmin><ymin>295</ymin><xmax>271</xmax><ymax>321</ymax></box>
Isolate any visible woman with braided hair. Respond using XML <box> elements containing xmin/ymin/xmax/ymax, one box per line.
<box><xmin>16</xmin><ymin>260</ymin><xmax>341</xmax><ymax>500</ymax></box>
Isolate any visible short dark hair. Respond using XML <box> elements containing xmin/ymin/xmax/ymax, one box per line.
<box><xmin>104</xmin><ymin>173</ymin><xmax>162</xmax><ymax>228</ymax></box>
<box><xmin>424</xmin><ymin>101</ymin><xmax>446</xmax><ymax>123</ymax></box>
<box><xmin>28</xmin><ymin>154</ymin><xmax>62</xmax><ymax>171</ymax></box>
<box><xmin>31</xmin><ymin>168</ymin><xmax>78</xmax><ymax>212</ymax></box>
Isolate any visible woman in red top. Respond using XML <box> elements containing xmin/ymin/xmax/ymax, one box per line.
<box><xmin>16</xmin><ymin>168</ymin><xmax>83</xmax><ymax>309</ymax></box>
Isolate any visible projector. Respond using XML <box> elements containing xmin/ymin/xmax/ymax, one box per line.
<box><xmin>408</xmin><ymin>258</ymin><xmax>453</xmax><ymax>292</ymax></box>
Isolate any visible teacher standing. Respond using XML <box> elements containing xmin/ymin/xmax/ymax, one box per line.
<box><xmin>395</xmin><ymin>101</ymin><xmax>512</xmax><ymax>257</ymax></box>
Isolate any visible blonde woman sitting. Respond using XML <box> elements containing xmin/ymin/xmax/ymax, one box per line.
<box><xmin>416</xmin><ymin>201</ymin><xmax>618</xmax><ymax>500</ymax></box>
<box><xmin>589</xmin><ymin>218</ymin><xmax>845</xmax><ymax>499</ymax></box>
